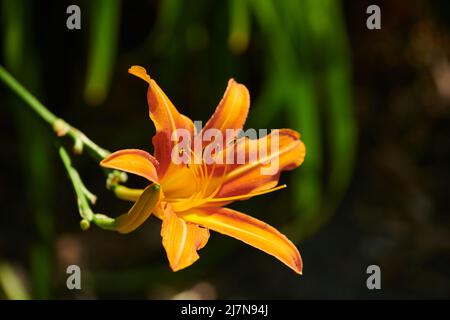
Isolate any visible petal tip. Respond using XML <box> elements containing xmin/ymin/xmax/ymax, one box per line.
<box><xmin>169</xmin><ymin>258</ymin><xmax>200</xmax><ymax>272</ymax></box>
<box><xmin>292</xmin><ymin>254</ymin><xmax>303</xmax><ymax>275</ymax></box>
<box><xmin>99</xmin><ymin>149</ymin><xmax>160</xmax><ymax>184</ymax></box>
<box><xmin>128</xmin><ymin>65</ymin><xmax>151</xmax><ymax>84</ymax></box>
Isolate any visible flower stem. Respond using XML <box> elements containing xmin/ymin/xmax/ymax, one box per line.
<box><xmin>0</xmin><ymin>65</ymin><xmax>110</xmax><ymax>161</ymax></box>
<box><xmin>1</xmin><ymin>64</ymin><xmax>128</xmax><ymax>231</ymax></box>
<box><xmin>58</xmin><ymin>146</ymin><xmax>94</xmax><ymax>227</ymax></box>
<box><xmin>59</xmin><ymin>145</ymin><xmax>117</xmax><ymax>231</ymax></box>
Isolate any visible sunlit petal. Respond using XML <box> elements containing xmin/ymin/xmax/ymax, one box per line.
<box><xmin>201</xmin><ymin>79</ymin><xmax>250</xmax><ymax>145</ymax></box>
<box><xmin>100</xmin><ymin>149</ymin><xmax>159</xmax><ymax>184</ymax></box>
<box><xmin>114</xmin><ymin>184</ymin><xmax>161</xmax><ymax>234</ymax></box>
<box><xmin>129</xmin><ymin>65</ymin><xmax>194</xmax><ymax>178</ymax></box>
<box><xmin>161</xmin><ymin>204</ymin><xmax>210</xmax><ymax>271</ymax></box>
<box><xmin>180</xmin><ymin>206</ymin><xmax>302</xmax><ymax>274</ymax></box>
<box><xmin>211</xmin><ymin>129</ymin><xmax>305</xmax><ymax>199</ymax></box>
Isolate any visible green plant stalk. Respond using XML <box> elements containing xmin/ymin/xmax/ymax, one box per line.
<box><xmin>251</xmin><ymin>0</ymin><xmax>323</xmax><ymax>241</ymax></box>
<box><xmin>322</xmin><ymin>0</ymin><xmax>357</xmax><ymax>214</ymax></box>
<box><xmin>84</xmin><ymin>0</ymin><xmax>120</xmax><ymax>106</ymax></box>
<box><xmin>58</xmin><ymin>146</ymin><xmax>117</xmax><ymax>231</ymax></box>
<box><xmin>288</xmin><ymin>0</ymin><xmax>324</xmax><ymax>239</ymax></box>
<box><xmin>0</xmin><ymin>262</ymin><xmax>30</xmax><ymax>300</ymax></box>
<box><xmin>0</xmin><ymin>65</ymin><xmax>110</xmax><ymax>161</ymax></box>
<box><xmin>0</xmin><ymin>64</ymin><xmax>128</xmax><ymax>231</ymax></box>
<box><xmin>2</xmin><ymin>0</ymin><xmax>54</xmax><ymax>298</ymax></box>
<box><xmin>228</xmin><ymin>0</ymin><xmax>250</xmax><ymax>54</ymax></box>
<box><xmin>150</xmin><ymin>0</ymin><xmax>183</xmax><ymax>52</ymax></box>
<box><xmin>59</xmin><ymin>146</ymin><xmax>95</xmax><ymax>223</ymax></box>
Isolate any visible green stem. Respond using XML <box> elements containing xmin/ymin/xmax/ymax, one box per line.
<box><xmin>59</xmin><ymin>146</ymin><xmax>94</xmax><ymax>227</ymax></box>
<box><xmin>1</xmin><ymin>65</ymin><xmax>130</xmax><ymax>231</ymax></box>
<box><xmin>0</xmin><ymin>65</ymin><xmax>127</xmax><ymax>230</ymax></box>
<box><xmin>58</xmin><ymin>146</ymin><xmax>117</xmax><ymax>231</ymax></box>
<box><xmin>0</xmin><ymin>65</ymin><xmax>110</xmax><ymax>161</ymax></box>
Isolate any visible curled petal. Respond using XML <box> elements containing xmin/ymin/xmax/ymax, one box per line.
<box><xmin>161</xmin><ymin>204</ymin><xmax>210</xmax><ymax>271</ymax></box>
<box><xmin>179</xmin><ymin>207</ymin><xmax>302</xmax><ymax>274</ymax></box>
<box><xmin>100</xmin><ymin>149</ymin><xmax>159</xmax><ymax>184</ymax></box>
<box><xmin>129</xmin><ymin>66</ymin><xmax>194</xmax><ymax>178</ymax></box>
<box><xmin>128</xmin><ymin>65</ymin><xmax>151</xmax><ymax>83</ymax></box>
<box><xmin>201</xmin><ymin>79</ymin><xmax>250</xmax><ymax>145</ymax></box>
<box><xmin>114</xmin><ymin>184</ymin><xmax>161</xmax><ymax>234</ymax></box>
<box><xmin>212</xmin><ymin>129</ymin><xmax>306</xmax><ymax>199</ymax></box>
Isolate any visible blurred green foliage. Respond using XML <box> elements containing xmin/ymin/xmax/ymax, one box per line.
<box><xmin>247</xmin><ymin>0</ymin><xmax>356</xmax><ymax>240</ymax></box>
<box><xmin>84</xmin><ymin>0</ymin><xmax>120</xmax><ymax>106</ymax></box>
<box><xmin>0</xmin><ymin>262</ymin><xmax>30</xmax><ymax>300</ymax></box>
<box><xmin>2</xmin><ymin>0</ymin><xmax>55</xmax><ymax>299</ymax></box>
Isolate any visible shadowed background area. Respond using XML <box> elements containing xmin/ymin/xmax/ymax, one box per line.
<box><xmin>0</xmin><ymin>0</ymin><xmax>449</xmax><ymax>299</ymax></box>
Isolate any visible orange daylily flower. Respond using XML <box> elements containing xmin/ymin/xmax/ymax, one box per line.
<box><xmin>100</xmin><ymin>66</ymin><xmax>306</xmax><ymax>274</ymax></box>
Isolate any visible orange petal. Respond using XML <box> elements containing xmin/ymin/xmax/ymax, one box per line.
<box><xmin>114</xmin><ymin>184</ymin><xmax>161</xmax><ymax>234</ymax></box>
<box><xmin>129</xmin><ymin>66</ymin><xmax>194</xmax><ymax>178</ymax></box>
<box><xmin>212</xmin><ymin>129</ymin><xmax>306</xmax><ymax>199</ymax></box>
<box><xmin>128</xmin><ymin>65</ymin><xmax>151</xmax><ymax>83</ymax></box>
<box><xmin>201</xmin><ymin>79</ymin><xmax>250</xmax><ymax>145</ymax></box>
<box><xmin>100</xmin><ymin>149</ymin><xmax>159</xmax><ymax>184</ymax></box>
<box><xmin>179</xmin><ymin>206</ymin><xmax>302</xmax><ymax>274</ymax></box>
<box><xmin>161</xmin><ymin>204</ymin><xmax>210</xmax><ymax>271</ymax></box>
<box><xmin>159</xmin><ymin>165</ymin><xmax>198</xmax><ymax>199</ymax></box>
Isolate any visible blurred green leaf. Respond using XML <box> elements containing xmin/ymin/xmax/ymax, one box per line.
<box><xmin>249</xmin><ymin>0</ymin><xmax>355</xmax><ymax>240</ymax></box>
<box><xmin>152</xmin><ymin>0</ymin><xmax>184</xmax><ymax>52</ymax></box>
<box><xmin>0</xmin><ymin>262</ymin><xmax>30</xmax><ymax>300</ymax></box>
<box><xmin>30</xmin><ymin>245</ymin><xmax>52</xmax><ymax>299</ymax></box>
<box><xmin>228</xmin><ymin>0</ymin><xmax>250</xmax><ymax>54</ymax></box>
<box><xmin>320</xmin><ymin>0</ymin><xmax>357</xmax><ymax>214</ymax></box>
<box><xmin>2</xmin><ymin>0</ymin><xmax>55</xmax><ymax>299</ymax></box>
<box><xmin>84</xmin><ymin>0</ymin><xmax>121</xmax><ymax>106</ymax></box>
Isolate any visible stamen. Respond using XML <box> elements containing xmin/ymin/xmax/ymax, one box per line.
<box><xmin>167</xmin><ymin>184</ymin><xmax>286</xmax><ymax>204</ymax></box>
<box><xmin>205</xmin><ymin>184</ymin><xmax>287</xmax><ymax>202</ymax></box>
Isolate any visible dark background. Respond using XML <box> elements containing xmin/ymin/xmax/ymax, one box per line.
<box><xmin>0</xmin><ymin>0</ymin><xmax>449</xmax><ymax>299</ymax></box>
